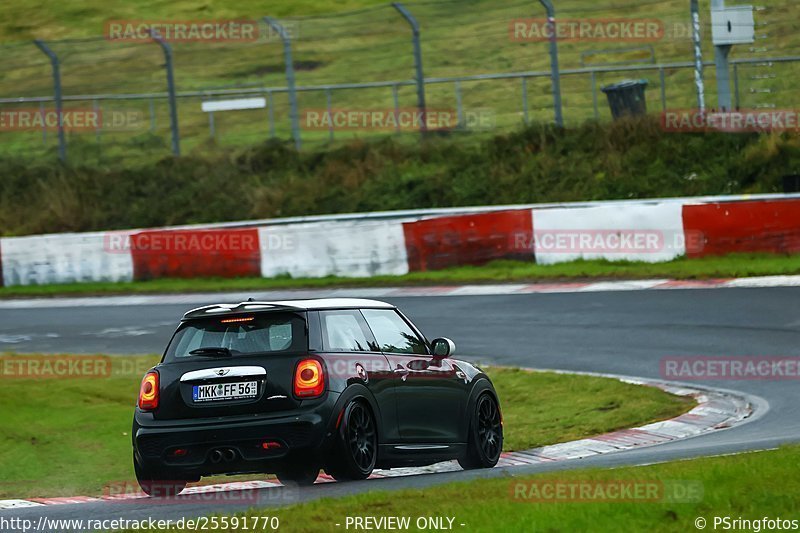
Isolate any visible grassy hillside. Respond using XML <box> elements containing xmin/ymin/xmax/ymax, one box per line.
<box><xmin>0</xmin><ymin>0</ymin><xmax>798</xmax><ymax>162</ymax></box>
<box><xmin>2</xmin><ymin>116</ymin><xmax>799</xmax><ymax>236</ymax></box>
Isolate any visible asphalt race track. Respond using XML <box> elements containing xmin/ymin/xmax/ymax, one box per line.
<box><xmin>2</xmin><ymin>286</ymin><xmax>799</xmax><ymax>527</ymax></box>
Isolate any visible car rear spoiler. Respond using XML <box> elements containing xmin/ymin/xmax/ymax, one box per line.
<box><xmin>182</xmin><ymin>301</ymin><xmax>305</xmax><ymax>321</ymax></box>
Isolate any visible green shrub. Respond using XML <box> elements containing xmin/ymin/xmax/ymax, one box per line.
<box><xmin>2</xmin><ymin>116</ymin><xmax>799</xmax><ymax>236</ymax></box>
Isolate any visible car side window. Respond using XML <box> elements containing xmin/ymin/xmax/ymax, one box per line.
<box><xmin>361</xmin><ymin>309</ymin><xmax>427</xmax><ymax>355</ymax></box>
<box><xmin>320</xmin><ymin>310</ymin><xmax>377</xmax><ymax>352</ymax></box>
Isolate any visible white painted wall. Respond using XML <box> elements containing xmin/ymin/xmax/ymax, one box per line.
<box><xmin>259</xmin><ymin>220</ymin><xmax>410</xmax><ymax>278</ymax></box>
<box><xmin>532</xmin><ymin>202</ymin><xmax>686</xmax><ymax>265</ymax></box>
<box><xmin>1</xmin><ymin>232</ymin><xmax>134</xmax><ymax>286</ymax></box>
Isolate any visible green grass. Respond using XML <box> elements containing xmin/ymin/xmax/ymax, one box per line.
<box><xmin>136</xmin><ymin>445</ymin><xmax>798</xmax><ymax>532</ymax></box>
<box><xmin>0</xmin><ymin>1</ymin><xmax>388</xmax><ymax>41</ymax></box>
<box><xmin>0</xmin><ymin>354</ymin><xmax>160</xmax><ymax>499</ymax></box>
<box><xmin>2</xmin><ymin>253</ymin><xmax>798</xmax><ymax>298</ymax></box>
<box><xmin>486</xmin><ymin>368</ymin><xmax>693</xmax><ymax>452</ymax></box>
<box><xmin>0</xmin><ymin>355</ymin><xmax>691</xmax><ymax>498</ymax></box>
<box><xmin>0</xmin><ymin>0</ymin><xmax>798</xmax><ymax>162</ymax></box>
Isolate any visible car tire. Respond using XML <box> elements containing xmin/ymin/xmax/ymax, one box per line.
<box><xmin>134</xmin><ymin>454</ymin><xmax>187</xmax><ymax>497</ymax></box>
<box><xmin>458</xmin><ymin>393</ymin><xmax>503</xmax><ymax>470</ymax></box>
<box><xmin>325</xmin><ymin>400</ymin><xmax>377</xmax><ymax>481</ymax></box>
<box><xmin>275</xmin><ymin>463</ymin><xmax>320</xmax><ymax>486</ymax></box>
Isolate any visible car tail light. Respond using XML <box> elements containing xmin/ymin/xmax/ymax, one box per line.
<box><xmin>220</xmin><ymin>316</ymin><xmax>255</xmax><ymax>324</ymax></box>
<box><xmin>138</xmin><ymin>371</ymin><xmax>159</xmax><ymax>411</ymax></box>
<box><xmin>294</xmin><ymin>359</ymin><xmax>324</xmax><ymax>398</ymax></box>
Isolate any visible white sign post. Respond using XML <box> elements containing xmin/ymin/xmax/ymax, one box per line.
<box><xmin>201</xmin><ymin>97</ymin><xmax>267</xmax><ymax>139</ymax></box>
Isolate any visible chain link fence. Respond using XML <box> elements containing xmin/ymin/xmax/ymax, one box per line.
<box><xmin>0</xmin><ymin>0</ymin><xmax>798</xmax><ymax>163</ymax></box>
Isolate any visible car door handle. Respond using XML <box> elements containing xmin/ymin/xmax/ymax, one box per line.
<box><xmin>393</xmin><ymin>366</ymin><xmax>409</xmax><ymax>381</ymax></box>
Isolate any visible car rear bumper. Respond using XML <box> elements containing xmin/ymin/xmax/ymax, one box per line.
<box><xmin>133</xmin><ymin>392</ymin><xmax>340</xmax><ymax>476</ymax></box>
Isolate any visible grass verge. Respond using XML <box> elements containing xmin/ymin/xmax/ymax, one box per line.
<box><xmin>0</xmin><ymin>355</ymin><xmax>692</xmax><ymax>498</ymax></box>
<box><xmin>134</xmin><ymin>445</ymin><xmax>798</xmax><ymax>532</ymax></box>
<box><xmin>2</xmin><ymin>253</ymin><xmax>799</xmax><ymax>298</ymax></box>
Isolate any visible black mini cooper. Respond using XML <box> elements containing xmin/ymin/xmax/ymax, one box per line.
<box><xmin>132</xmin><ymin>298</ymin><xmax>503</xmax><ymax>495</ymax></box>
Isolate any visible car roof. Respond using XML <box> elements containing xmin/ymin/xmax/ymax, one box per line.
<box><xmin>182</xmin><ymin>298</ymin><xmax>395</xmax><ymax>320</ymax></box>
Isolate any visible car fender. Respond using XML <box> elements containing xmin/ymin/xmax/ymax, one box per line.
<box><xmin>460</xmin><ymin>376</ymin><xmax>501</xmax><ymax>442</ymax></box>
<box><xmin>326</xmin><ymin>382</ymin><xmax>385</xmax><ymax>445</ymax></box>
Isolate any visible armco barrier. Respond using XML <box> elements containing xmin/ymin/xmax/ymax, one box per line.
<box><xmin>402</xmin><ymin>210</ymin><xmax>533</xmax><ymax>271</ymax></box>
<box><xmin>0</xmin><ymin>232</ymin><xmax>134</xmax><ymax>287</ymax></box>
<box><xmin>129</xmin><ymin>228</ymin><xmax>261</xmax><ymax>280</ymax></box>
<box><xmin>683</xmin><ymin>199</ymin><xmax>800</xmax><ymax>258</ymax></box>
<box><xmin>258</xmin><ymin>220</ymin><xmax>410</xmax><ymax>278</ymax></box>
<box><xmin>1</xmin><ymin>194</ymin><xmax>799</xmax><ymax>287</ymax></box>
<box><xmin>531</xmin><ymin>202</ymin><xmax>685</xmax><ymax>265</ymax></box>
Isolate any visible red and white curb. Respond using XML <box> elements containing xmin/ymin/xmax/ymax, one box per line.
<box><xmin>2</xmin><ymin>274</ymin><xmax>800</xmax><ymax>310</ymax></box>
<box><xmin>0</xmin><ymin>370</ymin><xmax>761</xmax><ymax>510</ymax></box>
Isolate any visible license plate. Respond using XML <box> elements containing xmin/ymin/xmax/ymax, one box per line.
<box><xmin>192</xmin><ymin>381</ymin><xmax>258</xmax><ymax>402</ymax></box>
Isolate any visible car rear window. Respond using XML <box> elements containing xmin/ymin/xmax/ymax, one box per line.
<box><xmin>164</xmin><ymin>312</ymin><xmax>307</xmax><ymax>361</ymax></box>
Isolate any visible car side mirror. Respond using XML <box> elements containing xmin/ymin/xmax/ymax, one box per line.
<box><xmin>431</xmin><ymin>337</ymin><xmax>456</xmax><ymax>359</ymax></box>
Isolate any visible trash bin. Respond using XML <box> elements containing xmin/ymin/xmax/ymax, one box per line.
<box><xmin>601</xmin><ymin>79</ymin><xmax>649</xmax><ymax>120</ymax></box>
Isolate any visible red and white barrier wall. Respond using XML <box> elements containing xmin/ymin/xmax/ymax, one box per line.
<box><xmin>1</xmin><ymin>196</ymin><xmax>799</xmax><ymax>287</ymax></box>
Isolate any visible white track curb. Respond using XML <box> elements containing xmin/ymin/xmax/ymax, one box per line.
<box><xmin>2</xmin><ymin>274</ymin><xmax>800</xmax><ymax>310</ymax></box>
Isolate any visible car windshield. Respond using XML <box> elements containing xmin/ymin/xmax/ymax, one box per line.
<box><xmin>164</xmin><ymin>312</ymin><xmax>307</xmax><ymax>361</ymax></box>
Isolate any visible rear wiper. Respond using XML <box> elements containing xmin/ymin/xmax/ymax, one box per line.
<box><xmin>189</xmin><ymin>347</ymin><xmax>232</xmax><ymax>357</ymax></box>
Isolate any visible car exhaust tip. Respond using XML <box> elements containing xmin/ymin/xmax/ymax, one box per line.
<box><xmin>222</xmin><ymin>448</ymin><xmax>236</xmax><ymax>462</ymax></box>
<box><xmin>210</xmin><ymin>449</ymin><xmax>223</xmax><ymax>463</ymax></box>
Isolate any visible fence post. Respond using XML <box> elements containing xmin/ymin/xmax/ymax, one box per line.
<box><xmin>391</xmin><ymin>84</ymin><xmax>400</xmax><ymax>133</ymax></box>
<box><xmin>538</xmin><ymin>0</ymin><xmax>563</xmax><ymax>127</ymax></box>
<box><xmin>148</xmin><ymin>98</ymin><xmax>156</xmax><ymax>132</ymax></box>
<box><xmin>711</xmin><ymin>0</ymin><xmax>733</xmax><ymax>111</ymax></box>
<box><xmin>149</xmin><ymin>30</ymin><xmax>180</xmax><ymax>156</ymax></box>
<box><xmin>326</xmin><ymin>88</ymin><xmax>334</xmax><ymax>142</ymax></box>
<box><xmin>392</xmin><ymin>2</ymin><xmax>427</xmax><ymax>134</ymax></box>
<box><xmin>264</xmin><ymin>17</ymin><xmax>301</xmax><ymax>150</ymax></box>
<box><xmin>33</xmin><ymin>39</ymin><xmax>66</xmax><ymax>162</ymax></box>
<box><xmin>39</xmin><ymin>101</ymin><xmax>47</xmax><ymax>145</ymax></box>
<box><xmin>455</xmin><ymin>81</ymin><xmax>464</xmax><ymax>128</ymax></box>
<box><xmin>266</xmin><ymin>90</ymin><xmax>276</xmax><ymax>138</ymax></box>
<box><xmin>690</xmin><ymin>0</ymin><xmax>706</xmax><ymax>113</ymax></box>
<box><xmin>521</xmin><ymin>77</ymin><xmax>530</xmax><ymax>124</ymax></box>
<box><xmin>93</xmin><ymin>99</ymin><xmax>101</xmax><ymax>144</ymax></box>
